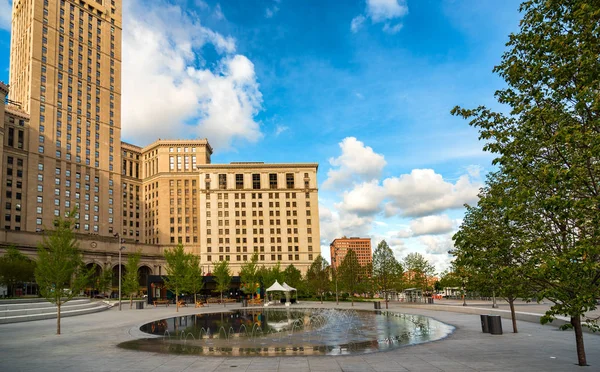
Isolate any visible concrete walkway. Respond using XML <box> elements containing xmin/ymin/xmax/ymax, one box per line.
<box><xmin>0</xmin><ymin>301</ymin><xmax>598</xmax><ymax>372</ymax></box>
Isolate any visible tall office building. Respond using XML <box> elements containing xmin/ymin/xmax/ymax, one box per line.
<box><xmin>2</xmin><ymin>0</ymin><xmax>321</xmax><ymax>278</ymax></box>
<box><xmin>8</xmin><ymin>0</ymin><xmax>122</xmax><ymax>235</ymax></box>
<box><xmin>330</xmin><ymin>237</ymin><xmax>372</xmax><ymax>272</ymax></box>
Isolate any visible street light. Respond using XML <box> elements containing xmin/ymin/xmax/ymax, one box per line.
<box><xmin>118</xmin><ymin>245</ymin><xmax>126</xmax><ymax>311</ymax></box>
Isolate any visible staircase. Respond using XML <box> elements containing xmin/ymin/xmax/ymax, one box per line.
<box><xmin>0</xmin><ymin>298</ymin><xmax>112</xmax><ymax>324</ymax></box>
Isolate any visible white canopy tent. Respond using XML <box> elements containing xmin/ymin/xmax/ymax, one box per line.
<box><xmin>282</xmin><ymin>282</ymin><xmax>298</xmax><ymax>303</ymax></box>
<box><xmin>265</xmin><ymin>280</ymin><xmax>293</xmax><ymax>306</ymax></box>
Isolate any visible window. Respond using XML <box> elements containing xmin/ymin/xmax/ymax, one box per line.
<box><xmin>235</xmin><ymin>174</ymin><xmax>243</xmax><ymax>189</ymax></box>
<box><xmin>218</xmin><ymin>174</ymin><xmax>227</xmax><ymax>189</ymax></box>
<box><xmin>269</xmin><ymin>173</ymin><xmax>278</xmax><ymax>189</ymax></box>
<box><xmin>286</xmin><ymin>173</ymin><xmax>295</xmax><ymax>189</ymax></box>
<box><xmin>252</xmin><ymin>174</ymin><xmax>260</xmax><ymax>189</ymax></box>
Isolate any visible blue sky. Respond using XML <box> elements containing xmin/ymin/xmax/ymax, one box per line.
<box><xmin>0</xmin><ymin>0</ymin><xmax>523</xmax><ymax>271</ymax></box>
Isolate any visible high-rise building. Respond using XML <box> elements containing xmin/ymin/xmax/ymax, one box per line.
<box><xmin>1</xmin><ymin>0</ymin><xmax>320</xmax><ymax>280</ymax></box>
<box><xmin>330</xmin><ymin>237</ymin><xmax>372</xmax><ymax>271</ymax></box>
<box><xmin>8</xmin><ymin>0</ymin><xmax>123</xmax><ymax>235</ymax></box>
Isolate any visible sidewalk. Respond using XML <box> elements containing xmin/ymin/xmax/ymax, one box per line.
<box><xmin>0</xmin><ymin>301</ymin><xmax>598</xmax><ymax>371</ymax></box>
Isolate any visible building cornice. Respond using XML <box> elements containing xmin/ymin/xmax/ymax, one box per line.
<box><xmin>5</xmin><ymin>106</ymin><xmax>30</xmax><ymax>120</ymax></box>
<box><xmin>0</xmin><ymin>81</ymin><xmax>8</xmax><ymax>95</ymax></box>
<box><xmin>141</xmin><ymin>139</ymin><xmax>213</xmax><ymax>155</ymax></box>
<box><xmin>198</xmin><ymin>163</ymin><xmax>319</xmax><ymax>170</ymax></box>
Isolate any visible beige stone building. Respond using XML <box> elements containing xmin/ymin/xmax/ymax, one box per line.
<box><xmin>1</xmin><ymin>0</ymin><xmax>321</xmax><ymax>284</ymax></box>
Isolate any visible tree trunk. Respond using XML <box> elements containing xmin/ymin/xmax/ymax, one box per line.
<box><xmin>508</xmin><ymin>298</ymin><xmax>518</xmax><ymax>333</ymax></box>
<box><xmin>176</xmin><ymin>291</ymin><xmax>179</xmax><ymax>313</ymax></box>
<box><xmin>57</xmin><ymin>302</ymin><xmax>61</xmax><ymax>335</ymax></box>
<box><xmin>130</xmin><ymin>295</ymin><xmax>133</xmax><ymax>309</ymax></box>
<box><xmin>571</xmin><ymin>316</ymin><xmax>587</xmax><ymax>366</ymax></box>
<box><xmin>221</xmin><ymin>291</ymin><xmax>225</xmax><ymax>307</ymax></box>
<box><xmin>351</xmin><ymin>296</ymin><xmax>354</xmax><ymax>307</ymax></box>
<box><xmin>320</xmin><ymin>292</ymin><xmax>323</xmax><ymax>304</ymax></box>
<box><xmin>194</xmin><ymin>293</ymin><xmax>197</xmax><ymax>306</ymax></box>
<box><xmin>385</xmin><ymin>291</ymin><xmax>389</xmax><ymax>309</ymax></box>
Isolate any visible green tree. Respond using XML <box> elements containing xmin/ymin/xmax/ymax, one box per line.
<box><xmin>0</xmin><ymin>247</ymin><xmax>36</xmax><ymax>297</ymax></box>
<box><xmin>282</xmin><ymin>264</ymin><xmax>302</xmax><ymax>289</ymax></box>
<box><xmin>305</xmin><ymin>255</ymin><xmax>330</xmax><ymax>303</ymax></box>
<box><xmin>372</xmin><ymin>240</ymin><xmax>403</xmax><ymax>309</ymax></box>
<box><xmin>122</xmin><ymin>251</ymin><xmax>141</xmax><ymax>309</ymax></box>
<box><xmin>96</xmin><ymin>264</ymin><xmax>113</xmax><ymax>297</ymax></box>
<box><xmin>338</xmin><ymin>249</ymin><xmax>361</xmax><ymax>306</ymax></box>
<box><xmin>239</xmin><ymin>253</ymin><xmax>259</xmax><ymax>298</ymax></box>
<box><xmin>213</xmin><ymin>259</ymin><xmax>232</xmax><ymax>306</ymax></box>
<box><xmin>453</xmin><ymin>174</ymin><xmax>533</xmax><ymax>332</ymax></box>
<box><xmin>163</xmin><ymin>244</ymin><xmax>191</xmax><ymax>312</ymax></box>
<box><xmin>185</xmin><ymin>255</ymin><xmax>204</xmax><ymax>305</ymax></box>
<box><xmin>35</xmin><ymin>212</ymin><xmax>91</xmax><ymax>335</ymax></box>
<box><xmin>403</xmin><ymin>252</ymin><xmax>435</xmax><ymax>293</ymax></box>
<box><xmin>451</xmin><ymin>0</ymin><xmax>600</xmax><ymax>365</ymax></box>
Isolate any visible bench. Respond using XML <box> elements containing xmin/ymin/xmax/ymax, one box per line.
<box><xmin>248</xmin><ymin>299</ymin><xmax>262</xmax><ymax>306</ymax></box>
<box><xmin>195</xmin><ymin>301</ymin><xmax>204</xmax><ymax>308</ymax></box>
<box><xmin>177</xmin><ymin>300</ymin><xmax>187</xmax><ymax>307</ymax></box>
<box><xmin>153</xmin><ymin>299</ymin><xmax>170</xmax><ymax>307</ymax></box>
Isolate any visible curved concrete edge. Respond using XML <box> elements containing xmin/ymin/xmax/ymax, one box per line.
<box><xmin>0</xmin><ymin>299</ymin><xmax>91</xmax><ymax>311</ymax></box>
<box><xmin>0</xmin><ymin>303</ymin><xmax>111</xmax><ymax>324</ymax></box>
<box><xmin>0</xmin><ymin>301</ymin><xmax>103</xmax><ymax>317</ymax></box>
<box><xmin>396</xmin><ymin>303</ymin><xmax>599</xmax><ymax>334</ymax></box>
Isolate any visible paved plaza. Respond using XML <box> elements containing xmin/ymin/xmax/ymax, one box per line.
<box><xmin>1</xmin><ymin>300</ymin><xmax>599</xmax><ymax>372</ymax></box>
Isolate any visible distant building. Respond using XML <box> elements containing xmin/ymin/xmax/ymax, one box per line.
<box><xmin>330</xmin><ymin>236</ymin><xmax>372</xmax><ymax>271</ymax></box>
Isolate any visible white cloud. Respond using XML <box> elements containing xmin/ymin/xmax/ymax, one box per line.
<box><xmin>383</xmin><ymin>169</ymin><xmax>481</xmax><ymax>217</ymax></box>
<box><xmin>323</xmin><ymin>137</ymin><xmax>386</xmax><ymax>189</ymax></box>
<box><xmin>121</xmin><ymin>0</ymin><xmax>263</xmax><ymax>150</ymax></box>
<box><xmin>419</xmin><ymin>234</ymin><xmax>455</xmax><ymax>255</ymax></box>
<box><xmin>366</xmin><ymin>0</ymin><xmax>408</xmax><ymax>22</ymax></box>
<box><xmin>214</xmin><ymin>3</ymin><xmax>225</xmax><ymax>20</ymax></box>
<box><xmin>274</xmin><ymin>125</ymin><xmax>289</xmax><ymax>136</ymax></box>
<box><xmin>0</xmin><ymin>0</ymin><xmax>11</xmax><ymax>31</ymax></box>
<box><xmin>409</xmin><ymin>215</ymin><xmax>453</xmax><ymax>236</ymax></box>
<box><xmin>336</xmin><ymin>180</ymin><xmax>385</xmax><ymax>216</ymax></box>
<box><xmin>382</xmin><ymin>22</ymin><xmax>403</xmax><ymax>34</ymax></box>
<box><xmin>319</xmin><ymin>204</ymin><xmax>374</xmax><ymax>247</ymax></box>
<box><xmin>351</xmin><ymin>0</ymin><xmax>408</xmax><ymax>34</ymax></box>
<box><xmin>350</xmin><ymin>15</ymin><xmax>366</xmax><ymax>33</ymax></box>
<box><xmin>265</xmin><ymin>6</ymin><xmax>280</xmax><ymax>18</ymax></box>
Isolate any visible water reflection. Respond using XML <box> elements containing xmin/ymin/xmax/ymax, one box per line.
<box><xmin>120</xmin><ymin>309</ymin><xmax>454</xmax><ymax>356</ymax></box>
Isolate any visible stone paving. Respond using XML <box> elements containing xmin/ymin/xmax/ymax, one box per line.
<box><xmin>0</xmin><ymin>300</ymin><xmax>599</xmax><ymax>371</ymax></box>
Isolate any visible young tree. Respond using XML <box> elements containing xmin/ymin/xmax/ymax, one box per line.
<box><xmin>122</xmin><ymin>251</ymin><xmax>141</xmax><ymax>309</ymax></box>
<box><xmin>283</xmin><ymin>264</ymin><xmax>302</xmax><ymax>289</ymax></box>
<box><xmin>185</xmin><ymin>255</ymin><xmax>204</xmax><ymax>305</ymax></box>
<box><xmin>0</xmin><ymin>247</ymin><xmax>36</xmax><ymax>297</ymax></box>
<box><xmin>239</xmin><ymin>253</ymin><xmax>259</xmax><ymax>298</ymax></box>
<box><xmin>452</xmin><ymin>0</ymin><xmax>600</xmax><ymax>365</ymax></box>
<box><xmin>338</xmin><ymin>249</ymin><xmax>361</xmax><ymax>306</ymax></box>
<box><xmin>163</xmin><ymin>244</ymin><xmax>191</xmax><ymax>312</ymax></box>
<box><xmin>96</xmin><ymin>264</ymin><xmax>113</xmax><ymax>297</ymax></box>
<box><xmin>305</xmin><ymin>255</ymin><xmax>330</xmax><ymax>303</ymax></box>
<box><xmin>453</xmin><ymin>174</ymin><xmax>532</xmax><ymax>332</ymax></box>
<box><xmin>35</xmin><ymin>212</ymin><xmax>91</xmax><ymax>335</ymax></box>
<box><xmin>213</xmin><ymin>259</ymin><xmax>232</xmax><ymax>307</ymax></box>
<box><xmin>372</xmin><ymin>240</ymin><xmax>403</xmax><ymax>309</ymax></box>
<box><xmin>403</xmin><ymin>252</ymin><xmax>436</xmax><ymax>293</ymax></box>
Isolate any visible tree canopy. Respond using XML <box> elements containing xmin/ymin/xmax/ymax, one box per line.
<box><xmin>372</xmin><ymin>240</ymin><xmax>403</xmax><ymax>309</ymax></box>
<box><xmin>0</xmin><ymin>247</ymin><xmax>36</xmax><ymax>297</ymax></box>
<box><xmin>213</xmin><ymin>260</ymin><xmax>232</xmax><ymax>306</ymax></box>
<box><xmin>163</xmin><ymin>244</ymin><xmax>191</xmax><ymax>312</ymax></box>
<box><xmin>35</xmin><ymin>211</ymin><xmax>91</xmax><ymax>335</ymax></box>
<box><xmin>122</xmin><ymin>251</ymin><xmax>141</xmax><ymax>309</ymax></box>
<box><xmin>451</xmin><ymin>0</ymin><xmax>600</xmax><ymax>365</ymax></box>
<box><xmin>305</xmin><ymin>255</ymin><xmax>330</xmax><ymax>303</ymax></box>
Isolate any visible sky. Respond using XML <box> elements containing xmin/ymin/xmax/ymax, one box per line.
<box><xmin>0</xmin><ymin>0</ymin><xmax>524</xmax><ymax>272</ymax></box>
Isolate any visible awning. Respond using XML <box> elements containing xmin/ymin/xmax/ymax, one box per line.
<box><xmin>265</xmin><ymin>280</ymin><xmax>289</xmax><ymax>292</ymax></box>
<box><xmin>282</xmin><ymin>282</ymin><xmax>297</xmax><ymax>291</ymax></box>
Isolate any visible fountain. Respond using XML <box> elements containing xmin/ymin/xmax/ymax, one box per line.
<box><xmin>119</xmin><ymin>308</ymin><xmax>454</xmax><ymax>356</ymax></box>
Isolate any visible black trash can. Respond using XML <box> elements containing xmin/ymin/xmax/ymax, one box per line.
<box><xmin>374</xmin><ymin>302</ymin><xmax>381</xmax><ymax>310</ymax></box>
<box><xmin>427</xmin><ymin>298</ymin><xmax>434</xmax><ymax>304</ymax></box>
<box><xmin>488</xmin><ymin>315</ymin><xmax>503</xmax><ymax>335</ymax></box>
<box><xmin>136</xmin><ymin>301</ymin><xmax>144</xmax><ymax>310</ymax></box>
<box><xmin>242</xmin><ymin>299</ymin><xmax>248</xmax><ymax>307</ymax></box>
<box><xmin>480</xmin><ymin>315</ymin><xmax>490</xmax><ymax>333</ymax></box>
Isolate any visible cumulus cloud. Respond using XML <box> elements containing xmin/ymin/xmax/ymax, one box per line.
<box><xmin>121</xmin><ymin>0</ymin><xmax>263</xmax><ymax>150</ymax></box>
<box><xmin>319</xmin><ymin>204</ymin><xmax>374</xmax><ymax>247</ymax></box>
<box><xmin>323</xmin><ymin>137</ymin><xmax>386</xmax><ymax>189</ymax></box>
<box><xmin>419</xmin><ymin>234</ymin><xmax>455</xmax><ymax>255</ymax></box>
<box><xmin>383</xmin><ymin>169</ymin><xmax>481</xmax><ymax>217</ymax></box>
<box><xmin>0</xmin><ymin>0</ymin><xmax>11</xmax><ymax>31</ymax></box>
<box><xmin>351</xmin><ymin>0</ymin><xmax>408</xmax><ymax>34</ymax></box>
<box><xmin>336</xmin><ymin>180</ymin><xmax>385</xmax><ymax>216</ymax></box>
<box><xmin>367</xmin><ymin>0</ymin><xmax>408</xmax><ymax>22</ymax></box>
<box><xmin>409</xmin><ymin>215</ymin><xmax>454</xmax><ymax>236</ymax></box>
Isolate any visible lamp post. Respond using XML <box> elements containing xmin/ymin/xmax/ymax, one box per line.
<box><xmin>118</xmin><ymin>245</ymin><xmax>126</xmax><ymax>311</ymax></box>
